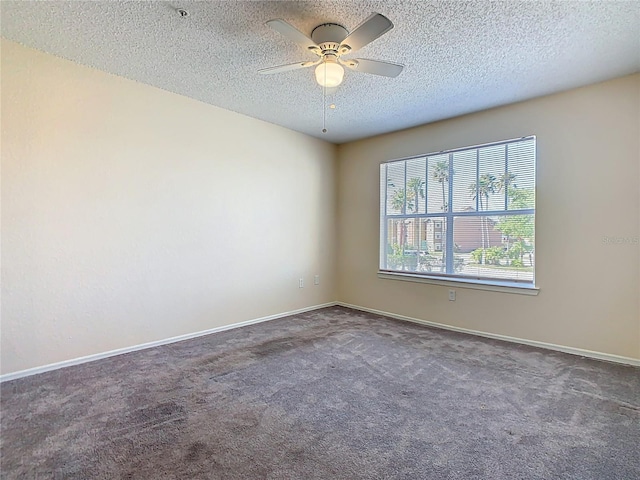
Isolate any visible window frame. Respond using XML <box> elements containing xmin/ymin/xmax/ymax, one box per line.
<box><xmin>379</xmin><ymin>136</ymin><xmax>537</xmax><ymax>293</ymax></box>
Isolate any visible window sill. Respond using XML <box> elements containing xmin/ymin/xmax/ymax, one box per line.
<box><xmin>377</xmin><ymin>271</ymin><xmax>539</xmax><ymax>295</ymax></box>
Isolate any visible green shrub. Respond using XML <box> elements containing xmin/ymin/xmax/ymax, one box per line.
<box><xmin>485</xmin><ymin>246</ymin><xmax>506</xmax><ymax>265</ymax></box>
<box><xmin>387</xmin><ymin>244</ymin><xmax>421</xmax><ymax>271</ymax></box>
<box><xmin>471</xmin><ymin>247</ymin><xmax>505</xmax><ymax>265</ymax></box>
<box><xmin>470</xmin><ymin>248</ymin><xmax>484</xmax><ymax>264</ymax></box>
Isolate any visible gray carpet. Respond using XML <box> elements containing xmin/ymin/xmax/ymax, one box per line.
<box><xmin>1</xmin><ymin>306</ymin><xmax>639</xmax><ymax>479</ymax></box>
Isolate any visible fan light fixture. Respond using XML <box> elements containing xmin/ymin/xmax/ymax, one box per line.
<box><xmin>315</xmin><ymin>57</ymin><xmax>344</xmax><ymax>87</ymax></box>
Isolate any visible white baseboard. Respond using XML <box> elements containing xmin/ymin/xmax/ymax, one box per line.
<box><xmin>3</xmin><ymin>301</ymin><xmax>636</xmax><ymax>382</ymax></box>
<box><xmin>0</xmin><ymin>302</ymin><xmax>337</xmax><ymax>383</ymax></box>
<box><xmin>337</xmin><ymin>302</ymin><xmax>640</xmax><ymax>367</ymax></box>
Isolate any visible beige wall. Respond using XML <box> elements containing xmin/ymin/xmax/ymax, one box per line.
<box><xmin>1</xmin><ymin>40</ymin><xmax>337</xmax><ymax>375</ymax></box>
<box><xmin>2</xmin><ymin>40</ymin><xmax>638</xmax><ymax>377</ymax></box>
<box><xmin>337</xmin><ymin>74</ymin><xmax>640</xmax><ymax>360</ymax></box>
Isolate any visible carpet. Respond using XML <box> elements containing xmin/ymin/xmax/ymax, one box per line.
<box><xmin>1</xmin><ymin>306</ymin><xmax>639</xmax><ymax>479</ymax></box>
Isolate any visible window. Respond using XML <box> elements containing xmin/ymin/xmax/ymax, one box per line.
<box><xmin>380</xmin><ymin>136</ymin><xmax>535</xmax><ymax>286</ymax></box>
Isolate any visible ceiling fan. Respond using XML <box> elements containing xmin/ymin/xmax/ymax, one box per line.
<box><xmin>259</xmin><ymin>13</ymin><xmax>403</xmax><ymax>88</ymax></box>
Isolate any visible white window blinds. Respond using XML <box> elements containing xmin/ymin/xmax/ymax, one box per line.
<box><xmin>380</xmin><ymin>136</ymin><xmax>536</xmax><ymax>285</ymax></box>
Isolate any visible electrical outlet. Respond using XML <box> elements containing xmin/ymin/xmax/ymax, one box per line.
<box><xmin>448</xmin><ymin>289</ymin><xmax>456</xmax><ymax>301</ymax></box>
<box><xmin>299</xmin><ymin>278</ymin><xmax>304</xmax><ymax>288</ymax></box>
<box><xmin>314</xmin><ymin>275</ymin><xmax>320</xmax><ymax>285</ymax></box>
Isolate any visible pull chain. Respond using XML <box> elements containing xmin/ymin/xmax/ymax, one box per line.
<box><xmin>322</xmin><ymin>63</ymin><xmax>327</xmax><ymax>133</ymax></box>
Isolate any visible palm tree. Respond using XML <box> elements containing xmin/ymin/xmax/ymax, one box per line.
<box><xmin>469</xmin><ymin>173</ymin><xmax>497</xmax><ymax>264</ymax></box>
<box><xmin>390</xmin><ymin>188</ymin><xmax>414</xmax><ymax>214</ymax></box>
<box><xmin>496</xmin><ymin>172</ymin><xmax>517</xmax><ymax>254</ymax></box>
<box><xmin>433</xmin><ymin>160</ymin><xmax>449</xmax><ymax>212</ymax></box>
<box><xmin>390</xmin><ymin>189</ymin><xmax>414</xmax><ymax>249</ymax></box>
<box><xmin>497</xmin><ymin>172</ymin><xmax>517</xmax><ymax>193</ymax></box>
<box><xmin>497</xmin><ymin>172</ymin><xmax>517</xmax><ymax>207</ymax></box>
<box><xmin>407</xmin><ymin>177</ymin><xmax>425</xmax><ymax>250</ymax></box>
<box><xmin>407</xmin><ymin>177</ymin><xmax>425</xmax><ymax>213</ymax></box>
<box><xmin>470</xmin><ymin>173</ymin><xmax>498</xmax><ymax>211</ymax></box>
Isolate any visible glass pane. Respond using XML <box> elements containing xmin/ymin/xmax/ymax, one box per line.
<box><xmin>384</xmin><ymin>217</ymin><xmax>446</xmax><ymax>273</ymax></box>
<box><xmin>506</xmin><ymin>139</ymin><xmax>536</xmax><ymax>210</ymax></box>
<box><xmin>427</xmin><ymin>154</ymin><xmax>450</xmax><ymax>214</ymax></box>
<box><xmin>380</xmin><ymin>164</ymin><xmax>387</xmax><ymax>269</ymax></box>
<box><xmin>386</xmin><ymin>162</ymin><xmax>405</xmax><ymax>215</ymax></box>
<box><xmin>422</xmin><ymin>216</ymin><xmax>447</xmax><ymax>273</ymax></box>
<box><xmin>406</xmin><ymin>157</ymin><xmax>427</xmax><ymax>214</ymax></box>
<box><xmin>452</xmin><ymin>149</ymin><xmax>476</xmax><ymax>213</ymax></box>
<box><xmin>453</xmin><ymin>213</ymin><xmax>534</xmax><ymax>283</ymax></box>
<box><xmin>478</xmin><ymin>144</ymin><xmax>506</xmax><ymax>212</ymax></box>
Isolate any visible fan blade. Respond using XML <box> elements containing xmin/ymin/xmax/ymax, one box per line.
<box><xmin>266</xmin><ymin>19</ymin><xmax>321</xmax><ymax>55</ymax></box>
<box><xmin>341</xmin><ymin>58</ymin><xmax>403</xmax><ymax>77</ymax></box>
<box><xmin>339</xmin><ymin>13</ymin><xmax>393</xmax><ymax>53</ymax></box>
<box><xmin>258</xmin><ymin>60</ymin><xmax>319</xmax><ymax>75</ymax></box>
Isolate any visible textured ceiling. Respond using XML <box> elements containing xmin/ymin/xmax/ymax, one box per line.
<box><xmin>2</xmin><ymin>1</ymin><xmax>639</xmax><ymax>144</ymax></box>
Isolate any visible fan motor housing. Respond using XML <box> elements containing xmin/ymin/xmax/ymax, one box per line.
<box><xmin>311</xmin><ymin>23</ymin><xmax>348</xmax><ymax>53</ymax></box>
